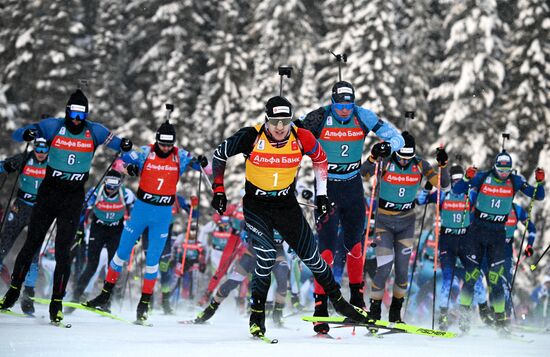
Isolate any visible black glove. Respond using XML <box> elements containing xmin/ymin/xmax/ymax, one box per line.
<box><xmin>120</xmin><ymin>138</ymin><xmax>133</xmax><ymax>152</ymax></box>
<box><xmin>302</xmin><ymin>189</ymin><xmax>313</xmax><ymax>200</ymax></box>
<box><xmin>424</xmin><ymin>181</ymin><xmax>433</xmax><ymax>191</ymax></box>
<box><xmin>196</xmin><ymin>155</ymin><xmax>208</xmax><ymax>168</ymax></box>
<box><xmin>3</xmin><ymin>160</ymin><xmax>19</xmax><ymax>173</ymax></box>
<box><xmin>371</xmin><ymin>142</ymin><xmax>392</xmax><ymax>160</ymax></box>
<box><xmin>211</xmin><ymin>192</ymin><xmax>227</xmax><ymax>215</ymax></box>
<box><xmin>436</xmin><ymin>147</ymin><xmax>448</xmax><ymax>167</ymax></box>
<box><xmin>126</xmin><ymin>164</ymin><xmax>139</xmax><ymax>176</ymax></box>
<box><xmin>316</xmin><ymin>195</ymin><xmax>332</xmax><ymax>220</ymax></box>
<box><xmin>23</xmin><ymin>129</ymin><xmax>37</xmax><ymax>142</ymax></box>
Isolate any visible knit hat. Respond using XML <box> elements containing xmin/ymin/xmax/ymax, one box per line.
<box><xmin>331</xmin><ymin>81</ymin><xmax>355</xmax><ymax>103</ymax></box>
<box><xmin>450</xmin><ymin>165</ymin><xmax>464</xmax><ymax>181</ymax></box>
<box><xmin>396</xmin><ymin>131</ymin><xmax>416</xmax><ymax>159</ymax></box>
<box><xmin>265</xmin><ymin>96</ymin><xmax>292</xmax><ymax>119</ymax></box>
<box><xmin>156</xmin><ymin>120</ymin><xmax>176</xmax><ymax>145</ymax></box>
<box><xmin>66</xmin><ymin>89</ymin><xmax>89</xmax><ymax>120</ymax></box>
<box><xmin>104</xmin><ymin>169</ymin><xmax>122</xmax><ymax>190</ymax></box>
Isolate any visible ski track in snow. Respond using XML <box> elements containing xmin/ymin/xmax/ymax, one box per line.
<box><xmin>1</xmin><ymin>302</ymin><xmax>548</xmax><ymax>357</ymax></box>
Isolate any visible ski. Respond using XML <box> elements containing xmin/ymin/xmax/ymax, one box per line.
<box><xmin>178</xmin><ymin>319</ymin><xmax>206</xmax><ymax>325</ymax></box>
<box><xmin>252</xmin><ymin>334</ymin><xmax>278</xmax><ymax>344</ymax></box>
<box><xmin>32</xmin><ymin>297</ymin><xmax>132</xmax><ymax>324</ymax></box>
<box><xmin>133</xmin><ymin>320</ymin><xmax>153</xmax><ymax>327</ymax></box>
<box><xmin>313</xmin><ymin>333</ymin><xmax>341</xmax><ymax>340</ymax></box>
<box><xmin>302</xmin><ymin>316</ymin><xmax>456</xmax><ymax>338</ymax></box>
<box><xmin>50</xmin><ymin>321</ymin><xmax>72</xmax><ymax>328</ymax></box>
<box><xmin>0</xmin><ymin>309</ymin><xmax>31</xmax><ymax>318</ymax></box>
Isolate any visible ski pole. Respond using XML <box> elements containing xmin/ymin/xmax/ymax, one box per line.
<box><xmin>432</xmin><ymin>164</ymin><xmax>442</xmax><ymax>330</ymax></box>
<box><xmin>0</xmin><ymin>173</ymin><xmax>7</xmax><ymax>192</ymax></box>
<box><xmin>180</xmin><ymin>206</ymin><xmax>195</xmax><ymax>276</ymax></box>
<box><xmin>361</xmin><ymin>160</ymin><xmax>380</xmax><ymax>268</ymax></box>
<box><xmin>531</xmin><ymin>244</ymin><xmax>550</xmax><ymax>272</ymax></box>
<box><xmin>199</xmin><ymin>166</ymin><xmax>213</xmax><ymax>193</ymax></box>
<box><xmin>403</xmin><ymin>203</ymin><xmax>429</xmax><ymax>319</ymax></box>
<box><xmin>298</xmin><ymin>201</ymin><xmax>316</xmax><ymax>209</ymax></box>
<box><xmin>0</xmin><ymin>143</ymin><xmax>30</xmax><ymax>235</ymax></box>
<box><xmin>530</xmin><ymin>221</ymin><xmax>548</xmax><ymax>272</ymax></box>
<box><xmin>509</xmin><ymin>182</ymin><xmax>540</xmax><ymax>299</ymax></box>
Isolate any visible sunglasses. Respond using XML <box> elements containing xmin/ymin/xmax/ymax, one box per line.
<box><xmin>68</xmin><ymin>110</ymin><xmax>88</xmax><ymax>121</ymax></box>
<box><xmin>267</xmin><ymin>117</ymin><xmax>292</xmax><ymax>127</ymax></box>
<box><xmin>158</xmin><ymin>142</ymin><xmax>174</xmax><ymax>148</ymax></box>
<box><xmin>332</xmin><ymin>102</ymin><xmax>354</xmax><ymax>111</ymax></box>
<box><xmin>34</xmin><ymin>146</ymin><xmax>49</xmax><ymax>154</ymax></box>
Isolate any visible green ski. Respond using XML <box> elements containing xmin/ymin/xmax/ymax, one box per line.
<box><xmin>32</xmin><ymin>297</ymin><xmax>132</xmax><ymax>324</ymax></box>
<box><xmin>302</xmin><ymin>316</ymin><xmax>456</xmax><ymax>338</ymax></box>
<box><xmin>0</xmin><ymin>309</ymin><xmax>31</xmax><ymax>318</ymax></box>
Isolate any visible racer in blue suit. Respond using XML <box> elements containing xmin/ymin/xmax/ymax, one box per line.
<box><xmin>0</xmin><ymin>89</ymin><xmax>131</xmax><ymax>323</ymax></box>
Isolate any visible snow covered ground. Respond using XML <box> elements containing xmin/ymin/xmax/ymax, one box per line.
<box><xmin>1</xmin><ymin>300</ymin><xmax>548</xmax><ymax>357</ymax></box>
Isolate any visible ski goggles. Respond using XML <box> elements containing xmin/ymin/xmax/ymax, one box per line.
<box><xmin>495</xmin><ymin>166</ymin><xmax>511</xmax><ymax>179</ymax></box>
<box><xmin>68</xmin><ymin>110</ymin><xmax>88</xmax><ymax>121</ymax></box>
<box><xmin>34</xmin><ymin>146</ymin><xmax>49</xmax><ymax>154</ymax></box>
<box><xmin>104</xmin><ymin>177</ymin><xmax>121</xmax><ymax>191</ymax></box>
<box><xmin>267</xmin><ymin>116</ymin><xmax>292</xmax><ymax>127</ymax></box>
<box><xmin>332</xmin><ymin>102</ymin><xmax>354</xmax><ymax>111</ymax></box>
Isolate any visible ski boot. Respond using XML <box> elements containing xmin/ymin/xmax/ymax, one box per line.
<box><xmin>328</xmin><ymin>290</ymin><xmax>370</xmax><ymax>323</ymax></box>
<box><xmin>388</xmin><ymin>297</ymin><xmax>405</xmax><ymax>323</ymax></box>
<box><xmin>249</xmin><ymin>296</ymin><xmax>266</xmax><ymax>338</ymax></box>
<box><xmin>368</xmin><ymin>298</ymin><xmax>382</xmax><ymax>321</ymax></box>
<box><xmin>161</xmin><ymin>292</ymin><xmax>174</xmax><ymax>315</ymax></box>
<box><xmin>83</xmin><ymin>282</ymin><xmax>114</xmax><ymax>312</ymax></box>
<box><xmin>478</xmin><ymin>302</ymin><xmax>495</xmax><ymax>326</ymax></box>
<box><xmin>290</xmin><ymin>293</ymin><xmax>304</xmax><ymax>311</ymax></box>
<box><xmin>49</xmin><ymin>298</ymin><xmax>64</xmax><ymax>323</ymax></box>
<box><xmin>272</xmin><ymin>302</ymin><xmax>284</xmax><ymax>327</ymax></box>
<box><xmin>0</xmin><ymin>285</ymin><xmax>20</xmax><ymax>310</ymax></box>
<box><xmin>20</xmin><ymin>286</ymin><xmax>35</xmax><ymax>316</ymax></box>
<box><xmin>458</xmin><ymin>305</ymin><xmax>472</xmax><ymax>334</ymax></box>
<box><xmin>313</xmin><ymin>293</ymin><xmax>330</xmax><ymax>334</ymax></box>
<box><xmin>136</xmin><ymin>294</ymin><xmax>151</xmax><ymax>322</ymax></box>
<box><xmin>195</xmin><ymin>298</ymin><xmax>220</xmax><ymax>323</ymax></box>
<box><xmin>438</xmin><ymin>307</ymin><xmax>449</xmax><ymax>331</ymax></box>
<box><xmin>495</xmin><ymin>312</ymin><xmax>511</xmax><ymax>337</ymax></box>
<box><xmin>349</xmin><ymin>282</ymin><xmax>366</xmax><ymax>310</ymax></box>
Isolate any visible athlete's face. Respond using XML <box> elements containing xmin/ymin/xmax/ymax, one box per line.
<box><xmin>34</xmin><ymin>152</ymin><xmax>48</xmax><ymax>162</ymax></box>
<box><xmin>158</xmin><ymin>143</ymin><xmax>174</xmax><ymax>154</ymax></box>
<box><xmin>333</xmin><ymin>101</ymin><xmax>354</xmax><ymax>118</ymax></box>
<box><xmin>267</xmin><ymin>120</ymin><xmax>291</xmax><ymax>141</ymax></box>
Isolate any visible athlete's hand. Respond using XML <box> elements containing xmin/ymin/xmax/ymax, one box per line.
<box><xmin>524</xmin><ymin>245</ymin><xmax>534</xmax><ymax>257</ymax></box>
<box><xmin>535</xmin><ymin>168</ymin><xmax>545</xmax><ymax>182</ymax></box>
<box><xmin>3</xmin><ymin>159</ymin><xmax>19</xmax><ymax>173</ymax></box>
<box><xmin>316</xmin><ymin>195</ymin><xmax>333</xmax><ymax>220</ymax></box>
<box><xmin>465</xmin><ymin>166</ymin><xmax>477</xmax><ymax>180</ymax></box>
<box><xmin>120</xmin><ymin>138</ymin><xmax>133</xmax><ymax>152</ymax></box>
<box><xmin>211</xmin><ymin>192</ymin><xmax>227</xmax><ymax>215</ymax></box>
<box><xmin>126</xmin><ymin>164</ymin><xmax>139</xmax><ymax>176</ymax></box>
<box><xmin>436</xmin><ymin>147</ymin><xmax>448</xmax><ymax>167</ymax></box>
<box><xmin>23</xmin><ymin>129</ymin><xmax>37</xmax><ymax>142</ymax></box>
<box><xmin>196</xmin><ymin>155</ymin><xmax>208</xmax><ymax>168</ymax></box>
<box><xmin>190</xmin><ymin>196</ymin><xmax>199</xmax><ymax>208</ymax></box>
<box><xmin>371</xmin><ymin>142</ymin><xmax>392</xmax><ymax>160</ymax></box>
